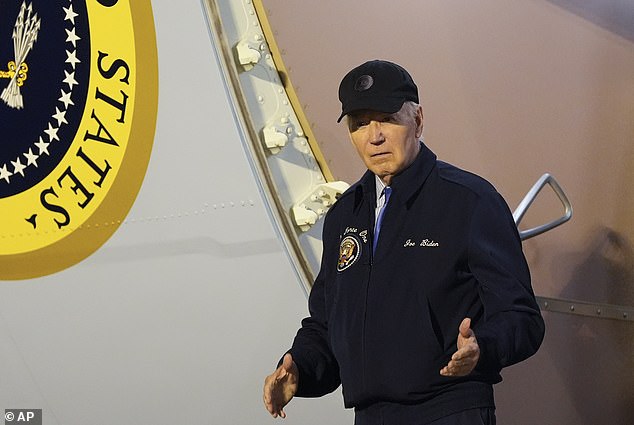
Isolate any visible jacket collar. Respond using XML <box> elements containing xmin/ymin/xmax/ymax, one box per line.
<box><xmin>356</xmin><ymin>141</ymin><xmax>437</xmax><ymax>209</ymax></box>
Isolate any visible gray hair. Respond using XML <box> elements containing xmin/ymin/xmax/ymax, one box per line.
<box><xmin>399</xmin><ymin>101</ymin><xmax>420</xmax><ymax>121</ymax></box>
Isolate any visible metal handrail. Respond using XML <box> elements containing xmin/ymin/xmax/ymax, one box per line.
<box><xmin>513</xmin><ymin>173</ymin><xmax>573</xmax><ymax>241</ymax></box>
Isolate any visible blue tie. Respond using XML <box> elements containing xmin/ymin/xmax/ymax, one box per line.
<box><xmin>373</xmin><ymin>186</ymin><xmax>392</xmax><ymax>253</ymax></box>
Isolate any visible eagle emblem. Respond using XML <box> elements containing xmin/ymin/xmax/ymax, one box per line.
<box><xmin>337</xmin><ymin>235</ymin><xmax>361</xmax><ymax>272</ymax></box>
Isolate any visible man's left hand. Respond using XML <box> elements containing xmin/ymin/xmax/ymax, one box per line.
<box><xmin>440</xmin><ymin>318</ymin><xmax>480</xmax><ymax>377</ymax></box>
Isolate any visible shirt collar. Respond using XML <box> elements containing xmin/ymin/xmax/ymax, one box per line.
<box><xmin>375</xmin><ymin>175</ymin><xmax>387</xmax><ymax>201</ymax></box>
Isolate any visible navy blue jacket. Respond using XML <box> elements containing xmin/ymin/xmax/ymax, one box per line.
<box><xmin>288</xmin><ymin>143</ymin><xmax>544</xmax><ymax>420</ymax></box>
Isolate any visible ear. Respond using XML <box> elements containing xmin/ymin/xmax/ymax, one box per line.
<box><xmin>415</xmin><ymin>105</ymin><xmax>424</xmax><ymax>138</ymax></box>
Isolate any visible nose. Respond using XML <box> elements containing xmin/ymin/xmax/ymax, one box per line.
<box><xmin>368</xmin><ymin>121</ymin><xmax>385</xmax><ymax>145</ymax></box>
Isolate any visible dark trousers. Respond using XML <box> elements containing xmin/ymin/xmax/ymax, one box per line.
<box><xmin>428</xmin><ymin>408</ymin><xmax>496</xmax><ymax>425</ymax></box>
<box><xmin>354</xmin><ymin>407</ymin><xmax>496</xmax><ymax>425</ymax></box>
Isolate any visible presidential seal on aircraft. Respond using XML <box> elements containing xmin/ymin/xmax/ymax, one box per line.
<box><xmin>0</xmin><ymin>0</ymin><xmax>158</xmax><ymax>279</ymax></box>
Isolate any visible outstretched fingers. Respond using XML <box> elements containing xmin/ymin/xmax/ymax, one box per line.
<box><xmin>263</xmin><ymin>353</ymin><xmax>299</xmax><ymax>418</ymax></box>
<box><xmin>440</xmin><ymin>317</ymin><xmax>480</xmax><ymax>377</ymax></box>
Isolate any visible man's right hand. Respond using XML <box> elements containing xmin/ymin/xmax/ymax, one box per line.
<box><xmin>263</xmin><ymin>353</ymin><xmax>299</xmax><ymax>419</ymax></box>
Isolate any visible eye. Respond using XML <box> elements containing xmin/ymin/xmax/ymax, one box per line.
<box><xmin>349</xmin><ymin>119</ymin><xmax>369</xmax><ymax>131</ymax></box>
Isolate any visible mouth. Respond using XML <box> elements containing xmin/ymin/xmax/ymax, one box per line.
<box><xmin>371</xmin><ymin>152</ymin><xmax>390</xmax><ymax>158</ymax></box>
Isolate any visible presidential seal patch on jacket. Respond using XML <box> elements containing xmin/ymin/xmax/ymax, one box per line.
<box><xmin>337</xmin><ymin>235</ymin><xmax>361</xmax><ymax>272</ymax></box>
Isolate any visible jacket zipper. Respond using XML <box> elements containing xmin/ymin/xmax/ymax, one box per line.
<box><xmin>362</xmin><ymin>233</ymin><xmax>374</xmax><ymax>393</ymax></box>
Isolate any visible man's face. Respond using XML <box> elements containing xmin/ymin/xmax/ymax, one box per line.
<box><xmin>347</xmin><ymin>104</ymin><xmax>423</xmax><ymax>185</ymax></box>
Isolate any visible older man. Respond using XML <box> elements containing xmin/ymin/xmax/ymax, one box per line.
<box><xmin>263</xmin><ymin>60</ymin><xmax>544</xmax><ymax>425</ymax></box>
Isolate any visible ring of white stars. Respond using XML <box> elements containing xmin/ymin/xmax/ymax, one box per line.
<box><xmin>0</xmin><ymin>1</ymin><xmax>81</xmax><ymax>185</ymax></box>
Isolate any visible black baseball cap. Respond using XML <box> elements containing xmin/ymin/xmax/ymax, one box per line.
<box><xmin>337</xmin><ymin>60</ymin><xmax>419</xmax><ymax>122</ymax></box>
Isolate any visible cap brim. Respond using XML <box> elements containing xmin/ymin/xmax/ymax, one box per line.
<box><xmin>337</xmin><ymin>96</ymin><xmax>406</xmax><ymax>123</ymax></box>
